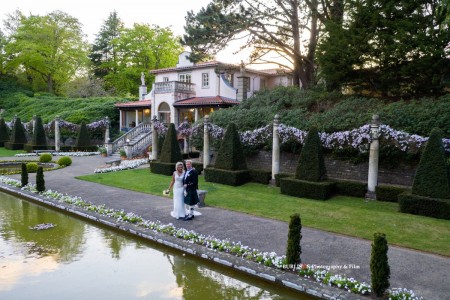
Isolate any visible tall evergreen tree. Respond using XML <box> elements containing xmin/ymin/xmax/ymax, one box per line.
<box><xmin>36</xmin><ymin>166</ymin><xmax>45</xmax><ymax>192</ymax></box>
<box><xmin>0</xmin><ymin>118</ymin><xmax>10</xmax><ymax>146</ymax></box>
<box><xmin>412</xmin><ymin>128</ymin><xmax>450</xmax><ymax>199</ymax></box>
<box><xmin>214</xmin><ymin>123</ymin><xmax>247</xmax><ymax>170</ymax></box>
<box><xmin>286</xmin><ymin>213</ymin><xmax>302</xmax><ymax>267</ymax></box>
<box><xmin>159</xmin><ymin>123</ymin><xmax>182</xmax><ymax>163</ymax></box>
<box><xmin>370</xmin><ymin>233</ymin><xmax>390</xmax><ymax>297</ymax></box>
<box><xmin>295</xmin><ymin>127</ymin><xmax>326</xmax><ymax>181</ymax></box>
<box><xmin>21</xmin><ymin>163</ymin><xmax>28</xmax><ymax>187</ymax></box>
<box><xmin>31</xmin><ymin>116</ymin><xmax>47</xmax><ymax>146</ymax></box>
<box><xmin>75</xmin><ymin>121</ymin><xmax>91</xmax><ymax>147</ymax></box>
<box><xmin>9</xmin><ymin>117</ymin><xmax>27</xmax><ymax>144</ymax></box>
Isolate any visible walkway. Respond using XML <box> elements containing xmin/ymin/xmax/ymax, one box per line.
<box><xmin>6</xmin><ymin>155</ymin><xmax>450</xmax><ymax>299</ymax></box>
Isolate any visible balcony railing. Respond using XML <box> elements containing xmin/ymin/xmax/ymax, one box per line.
<box><xmin>154</xmin><ymin>81</ymin><xmax>195</xmax><ymax>94</ymax></box>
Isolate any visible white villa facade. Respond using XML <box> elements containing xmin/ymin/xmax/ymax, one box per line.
<box><xmin>115</xmin><ymin>51</ymin><xmax>293</xmax><ymax>130</ymax></box>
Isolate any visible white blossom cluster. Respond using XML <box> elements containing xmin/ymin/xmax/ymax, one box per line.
<box><xmin>177</xmin><ymin>121</ymin><xmax>192</xmax><ymax>137</ymax></box>
<box><xmin>153</xmin><ymin>120</ymin><xmax>168</xmax><ymax>135</ymax></box>
<box><xmin>94</xmin><ymin>158</ymin><xmax>148</xmax><ymax>173</ymax></box>
<box><xmin>0</xmin><ymin>176</ymin><xmax>423</xmax><ymax>299</ymax></box>
<box><xmin>15</xmin><ymin>152</ymin><xmax>100</xmax><ymax>157</ymax></box>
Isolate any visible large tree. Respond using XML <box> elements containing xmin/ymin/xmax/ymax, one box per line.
<box><xmin>4</xmin><ymin>10</ymin><xmax>90</xmax><ymax>94</ymax></box>
<box><xmin>182</xmin><ymin>0</ymin><xmax>320</xmax><ymax>89</ymax></box>
<box><xmin>89</xmin><ymin>11</ymin><xmax>124</xmax><ymax>79</ymax></box>
<box><xmin>104</xmin><ymin>24</ymin><xmax>182</xmax><ymax>95</ymax></box>
<box><xmin>317</xmin><ymin>0</ymin><xmax>450</xmax><ymax>97</ymax></box>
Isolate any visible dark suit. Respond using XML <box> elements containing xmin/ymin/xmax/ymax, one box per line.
<box><xmin>183</xmin><ymin>168</ymin><xmax>199</xmax><ymax>206</ymax></box>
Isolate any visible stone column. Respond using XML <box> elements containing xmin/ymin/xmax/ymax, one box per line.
<box><xmin>124</xmin><ymin>142</ymin><xmax>131</xmax><ymax>159</ymax></box>
<box><xmin>54</xmin><ymin>116</ymin><xmax>60</xmax><ymax>152</ymax></box>
<box><xmin>203</xmin><ymin>115</ymin><xmax>210</xmax><ymax>167</ymax></box>
<box><xmin>32</xmin><ymin>115</ymin><xmax>37</xmax><ymax>133</ymax></box>
<box><xmin>151</xmin><ymin>115</ymin><xmax>158</xmax><ymax>160</ymax></box>
<box><xmin>366</xmin><ymin>115</ymin><xmax>381</xmax><ymax>200</ymax></box>
<box><xmin>104</xmin><ymin>116</ymin><xmax>110</xmax><ymax>144</ymax></box>
<box><xmin>271</xmin><ymin>114</ymin><xmax>280</xmax><ymax>180</ymax></box>
<box><xmin>183</xmin><ymin>117</ymin><xmax>189</xmax><ymax>154</ymax></box>
<box><xmin>194</xmin><ymin>108</ymin><xmax>199</xmax><ymax>122</ymax></box>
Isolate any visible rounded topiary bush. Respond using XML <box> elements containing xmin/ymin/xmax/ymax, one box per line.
<box><xmin>39</xmin><ymin>153</ymin><xmax>52</xmax><ymax>163</ymax></box>
<box><xmin>26</xmin><ymin>162</ymin><xmax>39</xmax><ymax>173</ymax></box>
<box><xmin>57</xmin><ymin>156</ymin><xmax>72</xmax><ymax>166</ymax></box>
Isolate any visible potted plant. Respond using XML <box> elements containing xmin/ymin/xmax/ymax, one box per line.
<box><xmin>119</xmin><ymin>149</ymin><xmax>127</xmax><ymax>159</ymax></box>
<box><xmin>99</xmin><ymin>147</ymin><xmax>107</xmax><ymax>157</ymax></box>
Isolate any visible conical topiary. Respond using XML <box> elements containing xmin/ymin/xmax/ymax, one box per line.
<box><xmin>31</xmin><ymin>116</ymin><xmax>47</xmax><ymax>146</ymax></box>
<box><xmin>214</xmin><ymin>123</ymin><xmax>247</xmax><ymax>170</ymax></box>
<box><xmin>295</xmin><ymin>127</ymin><xmax>326</xmax><ymax>182</ymax></box>
<box><xmin>285</xmin><ymin>213</ymin><xmax>302</xmax><ymax>267</ymax></box>
<box><xmin>0</xmin><ymin>118</ymin><xmax>10</xmax><ymax>146</ymax></box>
<box><xmin>370</xmin><ymin>233</ymin><xmax>390</xmax><ymax>297</ymax></box>
<box><xmin>9</xmin><ymin>117</ymin><xmax>27</xmax><ymax>144</ymax></box>
<box><xmin>159</xmin><ymin>123</ymin><xmax>182</xmax><ymax>163</ymax></box>
<box><xmin>36</xmin><ymin>166</ymin><xmax>45</xmax><ymax>192</ymax></box>
<box><xmin>412</xmin><ymin>128</ymin><xmax>450</xmax><ymax>199</ymax></box>
<box><xmin>75</xmin><ymin>121</ymin><xmax>91</xmax><ymax>147</ymax></box>
<box><xmin>21</xmin><ymin>163</ymin><xmax>28</xmax><ymax>187</ymax></box>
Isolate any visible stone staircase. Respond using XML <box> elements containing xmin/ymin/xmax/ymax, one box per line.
<box><xmin>109</xmin><ymin>122</ymin><xmax>152</xmax><ymax>158</ymax></box>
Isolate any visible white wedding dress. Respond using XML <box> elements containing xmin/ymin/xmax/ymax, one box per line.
<box><xmin>171</xmin><ymin>171</ymin><xmax>186</xmax><ymax>219</ymax></box>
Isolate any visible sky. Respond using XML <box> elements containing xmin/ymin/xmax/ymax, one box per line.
<box><xmin>1</xmin><ymin>0</ymin><xmax>253</xmax><ymax>66</ymax></box>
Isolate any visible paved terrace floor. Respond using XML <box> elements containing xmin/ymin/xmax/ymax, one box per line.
<box><xmin>5</xmin><ymin>155</ymin><xmax>450</xmax><ymax>300</ymax></box>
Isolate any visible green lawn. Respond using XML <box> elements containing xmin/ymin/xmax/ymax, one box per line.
<box><xmin>77</xmin><ymin>168</ymin><xmax>450</xmax><ymax>256</ymax></box>
<box><xmin>0</xmin><ymin>147</ymin><xmax>25</xmax><ymax>157</ymax></box>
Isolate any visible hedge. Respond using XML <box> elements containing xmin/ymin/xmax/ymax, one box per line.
<box><xmin>159</xmin><ymin>123</ymin><xmax>183</xmax><ymax>163</ymax></box>
<box><xmin>4</xmin><ymin>142</ymin><xmax>25</xmax><ymax>150</ymax></box>
<box><xmin>334</xmin><ymin>179</ymin><xmax>367</xmax><ymax>198</ymax></box>
<box><xmin>376</xmin><ymin>185</ymin><xmax>409</xmax><ymax>202</ymax></box>
<box><xmin>280</xmin><ymin>177</ymin><xmax>335</xmax><ymax>200</ymax></box>
<box><xmin>71</xmin><ymin>146</ymin><xmax>98</xmax><ymax>152</ymax></box>
<box><xmin>191</xmin><ymin>161</ymin><xmax>203</xmax><ymax>175</ymax></box>
<box><xmin>204</xmin><ymin>167</ymin><xmax>250</xmax><ymax>186</ymax></box>
<box><xmin>275</xmin><ymin>173</ymin><xmax>293</xmax><ymax>187</ymax></box>
<box><xmin>150</xmin><ymin>161</ymin><xmax>176</xmax><ymax>176</ymax></box>
<box><xmin>248</xmin><ymin>169</ymin><xmax>272</xmax><ymax>185</ymax></box>
<box><xmin>24</xmin><ymin>144</ymin><xmax>49</xmax><ymax>152</ymax></box>
<box><xmin>398</xmin><ymin>192</ymin><xmax>450</xmax><ymax>220</ymax></box>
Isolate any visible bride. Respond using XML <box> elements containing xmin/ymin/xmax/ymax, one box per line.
<box><xmin>167</xmin><ymin>162</ymin><xmax>186</xmax><ymax>219</ymax></box>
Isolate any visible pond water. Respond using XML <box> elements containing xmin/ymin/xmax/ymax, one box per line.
<box><xmin>0</xmin><ymin>192</ymin><xmax>313</xmax><ymax>300</ymax></box>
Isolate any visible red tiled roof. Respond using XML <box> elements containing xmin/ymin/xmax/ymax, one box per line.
<box><xmin>114</xmin><ymin>100</ymin><xmax>151</xmax><ymax>108</ymax></box>
<box><xmin>150</xmin><ymin>61</ymin><xmax>224</xmax><ymax>74</ymax></box>
<box><xmin>173</xmin><ymin>96</ymin><xmax>239</xmax><ymax>107</ymax></box>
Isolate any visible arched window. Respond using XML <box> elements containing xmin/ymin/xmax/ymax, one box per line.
<box><xmin>158</xmin><ymin>102</ymin><xmax>171</xmax><ymax>124</ymax></box>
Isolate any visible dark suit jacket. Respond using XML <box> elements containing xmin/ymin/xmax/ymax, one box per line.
<box><xmin>183</xmin><ymin>168</ymin><xmax>198</xmax><ymax>192</ymax></box>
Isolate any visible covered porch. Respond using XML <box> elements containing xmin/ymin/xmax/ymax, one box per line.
<box><xmin>115</xmin><ymin>100</ymin><xmax>152</xmax><ymax>131</ymax></box>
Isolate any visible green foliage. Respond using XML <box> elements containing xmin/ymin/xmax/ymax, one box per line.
<box><xmin>334</xmin><ymin>180</ymin><xmax>367</xmax><ymax>198</ymax></box>
<box><xmin>0</xmin><ymin>118</ymin><xmax>10</xmax><ymax>146</ymax></box>
<box><xmin>31</xmin><ymin>116</ymin><xmax>47</xmax><ymax>146</ymax></box>
<box><xmin>149</xmin><ymin>161</ymin><xmax>176</xmax><ymax>176</ymax></box>
<box><xmin>191</xmin><ymin>161</ymin><xmax>204</xmax><ymax>175</ymax></box>
<box><xmin>214</xmin><ymin>123</ymin><xmax>247</xmax><ymax>171</ymax></box>
<box><xmin>248</xmin><ymin>169</ymin><xmax>272</xmax><ymax>185</ymax></box>
<box><xmin>75</xmin><ymin>121</ymin><xmax>91</xmax><ymax>147</ymax></box>
<box><xmin>280</xmin><ymin>177</ymin><xmax>335</xmax><ymax>200</ymax></box>
<box><xmin>295</xmin><ymin>128</ymin><xmax>326</xmax><ymax>182</ymax></box>
<box><xmin>57</xmin><ymin>156</ymin><xmax>72</xmax><ymax>166</ymax></box>
<box><xmin>159</xmin><ymin>123</ymin><xmax>182</xmax><ymax>163</ymax></box>
<box><xmin>26</xmin><ymin>162</ymin><xmax>39</xmax><ymax>173</ymax></box>
<box><xmin>21</xmin><ymin>163</ymin><xmax>28</xmax><ymax>187</ymax></box>
<box><xmin>275</xmin><ymin>173</ymin><xmax>292</xmax><ymax>187</ymax></box>
<box><xmin>399</xmin><ymin>192</ymin><xmax>450</xmax><ymax>220</ymax></box>
<box><xmin>36</xmin><ymin>166</ymin><xmax>45</xmax><ymax>192</ymax></box>
<box><xmin>39</xmin><ymin>153</ymin><xmax>52</xmax><ymax>163</ymax></box>
<box><xmin>204</xmin><ymin>167</ymin><xmax>250</xmax><ymax>186</ymax></box>
<box><xmin>9</xmin><ymin>117</ymin><xmax>27</xmax><ymax>144</ymax></box>
<box><xmin>286</xmin><ymin>213</ymin><xmax>302</xmax><ymax>266</ymax></box>
<box><xmin>370</xmin><ymin>233</ymin><xmax>390</xmax><ymax>297</ymax></box>
<box><xmin>376</xmin><ymin>185</ymin><xmax>408</xmax><ymax>202</ymax></box>
<box><xmin>412</xmin><ymin>128</ymin><xmax>450</xmax><ymax>199</ymax></box>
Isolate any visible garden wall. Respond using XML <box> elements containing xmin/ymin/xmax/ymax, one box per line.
<box><xmin>205</xmin><ymin>150</ymin><xmax>417</xmax><ymax>187</ymax></box>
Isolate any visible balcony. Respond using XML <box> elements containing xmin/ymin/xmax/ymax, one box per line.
<box><xmin>154</xmin><ymin>81</ymin><xmax>195</xmax><ymax>94</ymax></box>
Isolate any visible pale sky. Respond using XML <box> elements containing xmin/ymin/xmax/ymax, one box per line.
<box><xmin>1</xmin><ymin>0</ymin><xmax>253</xmax><ymax>65</ymax></box>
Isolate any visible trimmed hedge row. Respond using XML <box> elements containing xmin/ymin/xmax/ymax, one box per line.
<box><xmin>4</xmin><ymin>142</ymin><xmax>25</xmax><ymax>150</ymax></box>
<box><xmin>275</xmin><ymin>173</ymin><xmax>293</xmax><ymax>187</ymax></box>
<box><xmin>191</xmin><ymin>161</ymin><xmax>203</xmax><ymax>175</ymax></box>
<box><xmin>24</xmin><ymin>144</ymin><xmax>49</xmax><ymax>152</ymax></box>
<box><xmin>150</xmin><ymin>161</ymin><xmax>176</xmax><ymax>176</ymax></box>
<box><xmin>248</xmin><ymin>169</ymin><xmax>272</xmax><ymax>185</ymax></box>
<box><xmin>376</xmin><ymin>185</ymin><xmax>409</xmax><ymax>202</ymax></box>
<box><xmin>399</xmin><ymin>192</ymin><xmax>450</xmax><ymax>220</ymax></box>
<box><xmin>334</xmin><ymin>180</ymin><xmax>367</xmax><ymax>198</ymax></box>
<box><xmin>204</xmin><ymin>167</ymin><xmax>250</xmax><ymax>186</ymax></box>
<box><xmin>280</xmin><ymin>177</ymin><xmax>335</xmax><ymax>200</ymax></box>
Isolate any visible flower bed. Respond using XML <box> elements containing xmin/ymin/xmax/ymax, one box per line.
<box><xmin>0</xmin><ymin>175</ymin><xmax>423</xmax><ymax>299</ymax></box>
<box><xmin>15</xmin><ymin>151</ymin><xmax>100</xmax><ymax>157</ymax></box>
<box><xmin>94</xmin><ymin>158</ymin><xmax>148</xmax><ymax>173</ymax></box>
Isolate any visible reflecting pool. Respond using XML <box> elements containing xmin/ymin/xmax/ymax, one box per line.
<box><xmin>0</xmin><ymin>192</ymin><xmax>312</xmax><ymax>300</ymax></box>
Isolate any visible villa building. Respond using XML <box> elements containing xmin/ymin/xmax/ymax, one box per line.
<box><xmin>115</xmin><ymin>51</ymin><xmax>292</xmax><ymax>131</ymax></box>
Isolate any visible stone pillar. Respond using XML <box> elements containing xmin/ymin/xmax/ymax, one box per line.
<box><xmin>54</xmin><ymin>116</ymin><xmax>60</xmax><ymax>152</ymax></box>
<box><xmin>366</xmin><ymin>115</ymin><xmax>381</xmax><ymax>200</ymax></box>
<box><xmin>194</xmin><ymin>108</ymin><xmax>199</xmax><ymax>122</ymax></box>
<box><xmin>104</xmin><ymin>116</ymin><xmax>110</xmax><ymax>144</ymax></box>
<box><xmin>124</xmin><ymin>142</ymin><xmax>131</xmax><ymax>159</ymax></box>
<box><xmin>183</xmin><ymin>116</ymin><xmax>189</xmax><ymax>154</ymax></box>
<box><xmin>151</xmin><ymin>115</ymin><xmax>158</xmax><ymax>160</ymax></box>
<box><xmin>203</xmin><ymin>115</ymin><xmax>210</xmax><ymax>167</ymax></box>
<box><xmin>139</xmin><ymin>86</ymin><xmax>147</xmax><ymax>101</ymax></box>
<box><xmin>236</xmin><ymin>76</ymin><xmax>249</xmax><ymax>101</ymax></box>
<box><xmin>119</xmin><ymin>110</ymin><xmax>123</xmax><ymax>131</ymax></box>
<box><xmin>32</xmin><ymin>115</ymin><xmax>37</xmax><ymax>133</ymax></box>
<box><xmin>135</xmin><ymin>110</ymin><xmax>139</xmax><ymax>126</ymax></box>
<box><xmin>271</xmin><ymin>114</ymin><xmax>280</xmax><ymax>180</ymax></box>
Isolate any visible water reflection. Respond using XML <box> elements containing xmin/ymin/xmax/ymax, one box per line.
<box><xmin>0</xmin><ymin>192</ymin><xmax>309</xmax><ymax>299</ymax></box>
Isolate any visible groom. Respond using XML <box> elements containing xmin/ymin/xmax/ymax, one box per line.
<box><xmin>183</xmin><ymin>160</ymin><xmax>199</xmax><ymax>221</ymax></box>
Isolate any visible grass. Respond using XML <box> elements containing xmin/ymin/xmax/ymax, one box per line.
<box><xmin>0</xmin><ymin>147</ymin><xmax>26</xmax><ymax>157</ymax></box>
<box><xmin>77</xmin><ymin>168</ymin><xmax>450</xmax><ymax>256</ymax></box>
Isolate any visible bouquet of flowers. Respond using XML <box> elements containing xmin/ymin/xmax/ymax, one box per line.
<box><xmin>163</xmin><ymin>189</ymin><xmax>170</xmax><ymax>197</ymax></box>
